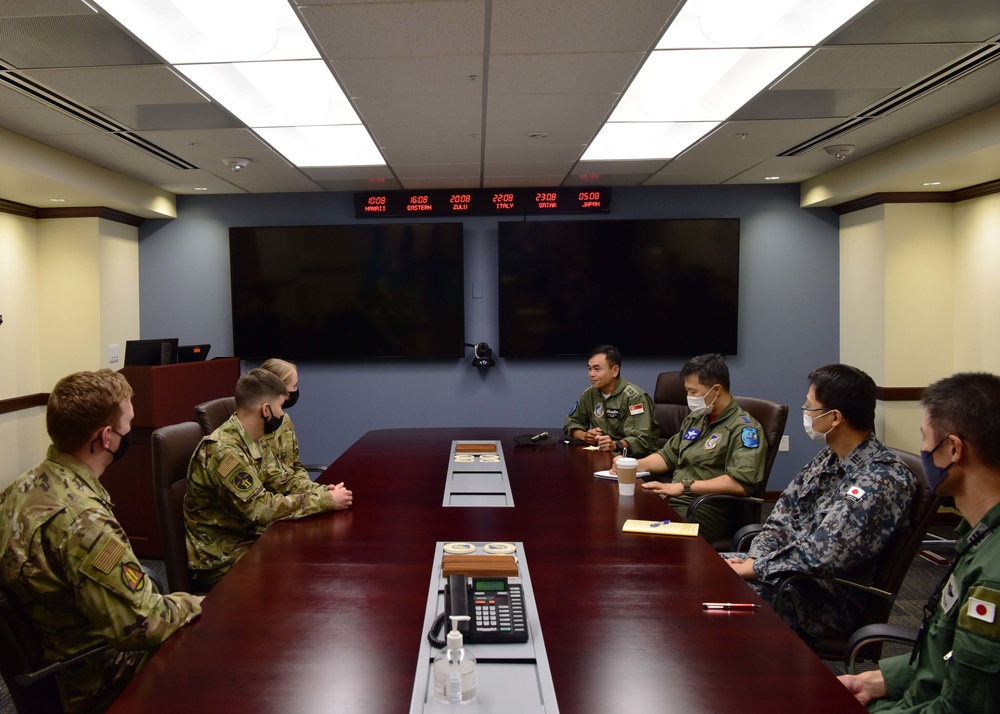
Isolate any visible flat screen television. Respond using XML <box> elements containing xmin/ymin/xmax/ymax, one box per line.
<box><xmin>498</xmin><ymin>218</ymin><xmax>740</xmax><ymax>358</ymax></box>
<box><xmin>124</xmin><ymin>338</ymin><xmax>179</xmax><ymax>366</ymax></box>
<box><xmin>229</xmin><ymin>223</ymin><xmax>465</xmax><ymax>360</ymax></box>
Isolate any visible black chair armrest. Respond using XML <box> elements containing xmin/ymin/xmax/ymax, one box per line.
<box><xmin>771</xmin><ymin>571</ymin><xmax>895</xmax><ymax>618</ymax></box>
<box><xmin>140</xmin><ymin>565</ymin><xmax>164</xmax><ymax>595</ymax></box>
<box><xmin>687</xmin><ymin>493</ymin><xmax>763</xmax><ymax>520</ymax></box>
<box><xmin>846</xmin><ymin>624</ymin><xmax>919</xmax><ymax>674</ymax></box>
<box><xmin>304</xmin><ymin>464</ymin><xmax>329</xmax><ymax>477</ymax></box>
<box><xmin>15</xmin><ymin>642</ymin><xmax>112</xmax><ymax>687</ymax></box>
<box><xmin>732</xmin><ymin>523</ymin><xmax>764</xmax><ymax>552</ymax></box>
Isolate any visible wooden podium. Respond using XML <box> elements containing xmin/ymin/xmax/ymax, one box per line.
<box><xmin>102</xmin><ymin>358</ymin><xmax>241</xmax><ymax>557</ymax></box>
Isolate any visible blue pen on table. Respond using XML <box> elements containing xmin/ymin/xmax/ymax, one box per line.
<box><xmin>649</xmin><ymin>519</ymin><xmax>671</xmax><ymax>528</ymax></box>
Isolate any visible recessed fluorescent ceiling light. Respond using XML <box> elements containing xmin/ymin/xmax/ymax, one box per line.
<box><xmin>581</xmin><ymin>0</ymin><xmax>877</xmax><ymax>162</ymax></box>
<box><xmin>92</xmin><ymin>0</ymin><xmax>383</xmax><ymax>169</ymax></box>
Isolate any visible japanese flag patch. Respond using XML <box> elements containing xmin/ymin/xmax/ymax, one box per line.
<box><xmin>629</xmin><ymin>403</ymin><xmax>645</xmax><ymax>416</ymax></box>
<box><xmin>969</xmin><ymin>597</ymin><xmax>997</xmax><ymax>624</ymax></box>
<box><xmin>844</xmin><ymin>485</ymin><xmax>866</xmax><ymax>502</ymax></box>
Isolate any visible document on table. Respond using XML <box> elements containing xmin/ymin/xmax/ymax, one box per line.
<box><xmin>622</xmin><ymin>519</ymin><xmax>700</xmax><ymax>537</ymax></box>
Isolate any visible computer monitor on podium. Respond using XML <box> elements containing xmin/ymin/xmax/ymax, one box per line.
<box><xmin>123</xmin><ymin>338</ymin><xmax>179</xmax><ymax>366</ymax></box>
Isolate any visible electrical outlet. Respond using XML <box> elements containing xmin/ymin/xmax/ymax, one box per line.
<box><xmin>109</xmin><ymin>344</ymin><xmax>119</xmax><ymax>363</ymax></box>
<box><xmin>779</xmin><ymin>435</ymin><xmax>790</xmax><ymax>452</ymax></box>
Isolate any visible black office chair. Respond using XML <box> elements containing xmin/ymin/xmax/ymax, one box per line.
<box><xmin>193</xmin><ymin>396</ymin><xmax>236</xmax><ymax>436</ymax></box>
<box><xmin>686</xmin><ymin>395</ymin><xmax>789</xmax><ymax>550</ymax></box>
<box><xmin>653</xmin><ymin>370</ymin><xmax>687</xmax><ymax>443</ymax></box>
<box><xmin>151</xmin><ymin>421</ymin><xmax>206</xmax><ymax>593</ymax></box>
<box><xmin>739</xmin><ymin>448</ymin><xmax>939</xmax><ymax>666</ymax></box>
<box><xmin>0</xmin><ymin>580</ymin><xmax>111</xmax><ymax>714</ymax></box>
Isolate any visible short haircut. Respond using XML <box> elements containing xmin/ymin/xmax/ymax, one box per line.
<box><xmin>47</xmin><ymin>370</ymin><xmax>134</xmax><ymax>453</ymax></box>
<box><xmin>922</xmin><ymin>372</ymin><xmax>1000</xmax><ymax>469</ymax></box>
<box><xmin>235</xmin><ymin>369</ymin><xmax>288</xmax><ymax>411</ymax></box>
<box><xmin>680</xmin><ymin>353</ymin><xmax>730</xmax><ymax>392</ymax></box>
<box><xmin>589</xmin><ymin>345</ymin><xmax>622</xmax><ymax>369</ymax></box>
<box><xmin>260</xmin><ymin>358</ymin><xmax>297</xmax><ymax>386</ymax></box>
<box><xmin>808</xmin><ymin>364</ymin><xmax>876</xmax><ymax>432</ymax></box>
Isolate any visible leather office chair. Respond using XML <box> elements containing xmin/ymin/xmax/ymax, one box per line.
<box><xmin>193</xmin><ymin>396</ymin><xmax>236</xmax><ymax>436</ymax></box>
<box><xmin>653</xmin><ymin>371</ymin><xmax>687</xmax><ymax>443</ymax></box>
<box><xmin>151</xmin><ymin>421</ymin><xmax>206</xmax><ymax>593</ymax></box>
<box><xmin>0</xmin><ymin>580</ymin><xmax>111</xmax><ymax>714</ymax></box>
<box><xmin>686</xmin><ymin>395</ymin><xmax>789</xmax><ymax>549</ymax></box>
<box><xmin>744</xmin><ymin>448</ymin><xmax>939</xmax><ymax>666</ymax></box>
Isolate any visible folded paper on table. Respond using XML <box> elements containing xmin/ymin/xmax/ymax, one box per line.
<box><xmin>622</xmin><ymin>519</ymin><xmax>700</xmax><ymax>537</ymax></box>
<box><xmin>594</xmin><ymin>470</ymin><xmax>651</xmax><ymax>480</ymax></box>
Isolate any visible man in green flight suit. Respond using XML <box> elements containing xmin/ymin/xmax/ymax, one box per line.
<box><xmin>838</xmin><ymin>372</ymin><xmax>1000</xmax><ymax>712</ymax></box>
<box><xmin>564</xmin><ymin>345</ymin><xmax>660</xmax><ymax>458</ymax></box>
<box><xmin>184</xmin><ymin>368</ymin><xmax>352</xmax><ymax>590</ymax></box>
<box><xmin>0</xmin><ymin>370</ymin><xmax>202</xmax><ymax>713</ymax></box>
<box><xmin>616</xmin><ymin>353</ymin><xmax>766</xmax><ymax>543</ymax></box>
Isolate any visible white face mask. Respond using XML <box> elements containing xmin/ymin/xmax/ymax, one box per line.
<box><xmin>687</xmin><ymin>385</ymin><xmax>719</xmax><ymax>416</ymax></box>
<box><xmin>802</xmin><ymin>410</ymin><xmax>835</xmax><ymax>442</ymax></box>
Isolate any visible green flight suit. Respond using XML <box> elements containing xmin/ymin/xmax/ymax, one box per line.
<box><xmin>0</xmin><ymin>447</ymin><xmax>201</xmax><ymax>713</ymax></box>
<box><xmin>654</xmin><ymin>398</ymin><xmax>766</xmax><ymax>542</ymax></box>
<box><xmin>564</xmin><ymin>377</ymin><xmax>660</xmax><ymax>457</ymax></box>
<box><xmin>871</xmin><ymin>501</ymin><xmax>1000</xmax><ymax>713</ymax></box>
<box><xmin>184</xmin><ymin>414</ymin><xmax>338</xmax><ymax>588</ymax></box>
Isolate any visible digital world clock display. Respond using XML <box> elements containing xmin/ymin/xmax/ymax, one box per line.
<box><xmin>354</xmin><ymin>187</ymin><xmax>610</xmax><ymax>218</ymax></box>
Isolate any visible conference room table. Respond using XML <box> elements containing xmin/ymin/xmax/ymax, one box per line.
<box><xmin>111</xmin><ymin>428</ymin><xmax>865</xmax><ymax>713</ymax></box>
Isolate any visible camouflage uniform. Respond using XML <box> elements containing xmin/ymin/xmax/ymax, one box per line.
<box><xmin>564</xmin><ymin>377</ymin><xmax>660</xmax><ymax>457</ymax></box>
<box><xmin>722</xmin><ymin>437</ymin><xmax>915</xmax><ymax>642</ymax></box>
<box><xmin>184</xmin><ymin>414</ymin><xmax>338</xmax><ymax>587</ymax></box>
<box><xmin>260</xmin><ymin>413</ymin><xmax>327</xmax><ymax>495</ymax></box>
<box><xmin>655</xmin><ymin>398</ymin><xmax>766</xmax><ymax>543</ymax></box>
<box><xmin>870</xmin><ymin>501</ymin><xmax>1000</xmax><ymax>713</ymax></box>
<box><xmin>0</xmin><ymin>447</ymin><xmax>201</xmax><ymax>713</ymax></box>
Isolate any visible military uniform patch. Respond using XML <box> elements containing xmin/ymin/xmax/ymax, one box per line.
<box><xmin>568</xmin><ymin>401</ymin><xmax>578</xmax><ymax>416</ymax></box>
<box><xmin>705</xmin><ymin>433</ymin><xmax>721</xmax><ymax>450</ymax></box>
<box><xmin>232</xmin><ymin>472</ymin><xmax>254</xmax><ymax>491</ymax></box>
<box><xmin>741</xmin><ymin>427</ymin><xmax>759</xmax><ymax>448</ymax></box>
<box><xmin>219</xmin><ymin>453</ymin><xmax>241</xmax><ymax>477</ymax></box>
<box><xmin>629</xmin><ymin>403</ymin><xmax>645</xmax><ymax>416</ymax></box>
<box><xmin>683</xmin><ymin>428</ymin><xmax>701</xmax><ymax>441</ymax></box>
<box><xmin>959</xmin><ymin>586</ymin><xmax>1000</xmax><ymax>637</ymax></box>
<box><xmin>606</xmin><ymin>408</ymin><xmax>620</xmax><ymax>419</ymax></box>
<box><xmin>92</xmin><ymin>537</ymin><xmax>126</xmax><ymax>574</ymax></box>
<box><xmin>844</xmin><ymin>485</ymin><xmax>866</xmax><ymax>502</ymax></box>
<box><xmin>594</xmin><ymin>404</ymin><xmax>604</xmax><ymax>419</ymax></box>
<box><xmin>121</xmin><ymin>562</ymin><xmax>145</xmax><ymax>592</ymax></box>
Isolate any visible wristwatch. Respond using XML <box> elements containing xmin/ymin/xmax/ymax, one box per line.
<box><xmin>681</xmin><ymin>477</ymin><xmax>694</xmax><ymax>496</ymax></box>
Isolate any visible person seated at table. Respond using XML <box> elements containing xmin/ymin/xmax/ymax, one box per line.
<box><xmin>838</xmin><ymin>372</ymin><xmax>1000</xmax><ymax>712</ymax></box>
<box><xmin>564</xmin><ymin>344</ymin><xmax>660</xmax><ymax>457</ymax></box>
<box><xmin>184</xmin><ymin>369</ymin><xmax>352</xmax><ymax>590</ymax></box>
<box><xmin>260</xmin><ymin>357</ymin><xmax>333</xmax><ymax>495</ymax></box>
<box><xmin>0</xmin><ymin>369</ymin><xmax>202</xmax><ymax>713</ymax></box>
<box><xmin>722</xmin><ymin>364</ymin><xmax>915</xmax><ymax>643</ymax></box>
<box><xmin>613</xmin><ymin>353</ymin><xmax>766</xmax><ymax>543</ymax></box>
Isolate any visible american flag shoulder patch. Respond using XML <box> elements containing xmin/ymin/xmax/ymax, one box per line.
<box><xmin>219</xmin><ymin>453</ymin><xmax>241</xmax><ymax>477</ymax></box>
<box><xmin>92</xmin><ymin>537</ymin><xmax>126</xmax><ymax>574</ymax></box>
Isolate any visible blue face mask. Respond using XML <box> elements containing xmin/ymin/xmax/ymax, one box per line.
<box><xmin>920</xmin><ymin>436</ymin><xmax>952</xmax><ymax>493</ymax></box>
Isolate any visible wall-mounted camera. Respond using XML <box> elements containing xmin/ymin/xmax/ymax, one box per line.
<box><xmin>472</xmin><ymin>342</ymin><xmax>495</xmax><ymax>371</ymax></box>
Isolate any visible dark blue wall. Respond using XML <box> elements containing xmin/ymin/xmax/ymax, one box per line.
<box><xmin>138</xmin><ymin>184</ymin><xmax>839</xmax><ymax>490</ymax></box>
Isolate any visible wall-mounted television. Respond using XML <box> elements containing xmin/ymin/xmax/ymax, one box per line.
<box><xmin>498</xmin><ymin>218</ymin><xmax>740</xmax><ymax>358</ymax></box>
<box><xmin>229</xmin><ymin>223</ymin><xmax>465</xmax><ymax>360</ymax></box>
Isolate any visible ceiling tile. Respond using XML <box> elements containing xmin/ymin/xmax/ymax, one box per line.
<box><xmin>0</xmin><ymin>14</ymin><xmax>157</xmax><ymax>68</ymax></box>
<box><xmin>96</xmin><ymin>103</ymin><xmax>242</xmax><ymax>132</ymax></box>
<box><xmin>829</xmin><ymin>0</ymin><xmax>1000</xmax><ymax>44</ymax></box>
<box><xmin>22</xmin><ymin>66</ymin><xmax>208</xmax><ymax>105</ymax></box>
<box><xmin>486</xmin><ymin>93</ymin><xmax>617</xmax><ymax>125</ymax></box>
<box><xmin>488</xmin><ymin>53</ymin><xmax>644</xmax><ymax>94</ymax></box>
<box><xmin>333</xmin><ymin>55</ymin><xmax>484</xmax><ymax>97</ymax></box>
<box><xmin>731</xmin><ymin>88</ymin><xmax>895</xmax><ymax>120</ymax></box>
<box><xmin>487</xmin><ymin>121</ymin><xmax>599</xmax><ymax>145</ymax></box>
<box><xmin>682</xmin><ymin>119</ymin><xmax>842</xmax><ymax>159</ymax></box>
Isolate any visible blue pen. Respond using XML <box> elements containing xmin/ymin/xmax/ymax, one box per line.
<box><xmin>649</xmin><ymin>519</ymin><xmax>671</xmax><ymax>528</ymax></box>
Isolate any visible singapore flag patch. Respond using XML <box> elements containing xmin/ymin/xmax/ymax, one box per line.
<box><xmin>629</xmin><ymin>404</ymin><xmax>645</xmax><ymax>416</ymax></box>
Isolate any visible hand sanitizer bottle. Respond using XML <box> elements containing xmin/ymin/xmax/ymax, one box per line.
<box><xmin>433</xmin><ymin>615</ymin><xmax>477</xmax><ymax>704</ymax></box>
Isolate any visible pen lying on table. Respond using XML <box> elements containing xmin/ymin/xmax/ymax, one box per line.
<box><xmin>701</xmin><ymin>602</ymin><xmax>760</xmax><ymax>610</ymax></box>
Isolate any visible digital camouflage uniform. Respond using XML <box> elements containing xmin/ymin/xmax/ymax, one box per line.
<box><xmin>0</xmin><ymin>447</ymin><xmax>201</xmax><ymax>713</ymax></box>
<box><xmin>184</xmin><ymin>414</ymin><xmax>338</xmax><ymax>588</ymax></box>
<box><xmin>564</xmin><ymin>377</ymin><xmax>660</xmax><ymax>457</ymax></box>
<box><xmin>260</xmin><ymin>413</ymin><xmax>327</xmax><ymax>496</ymax></box>
<box><xmin>655</xmin><ymin>398</ymin><xmax>766</xmax><ymax>543</ymax></box>
<box><xmin>870</xmin><ymin>501</ymin><xmax>1000</xmax><ymax>713</ymax></box>
<box><xmin>721</xmin><ymin>437</ymin><xmax>915</xmax><ymax>642</ymax></box>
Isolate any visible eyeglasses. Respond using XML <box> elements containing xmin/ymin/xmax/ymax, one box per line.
<box><xmin>800</xmin><ymin>404</ymin><xmax>827</xmax><ymax>412</ymax></box>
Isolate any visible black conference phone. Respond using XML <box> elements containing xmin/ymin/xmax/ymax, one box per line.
<box><xmin>433</xmin><ymin>574</ymin><xmax>529</xmax><ymax>645</ymax></box>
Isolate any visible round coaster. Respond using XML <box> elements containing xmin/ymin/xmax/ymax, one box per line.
<box><xmin>443</xmin><ymin>542</ymin><xmax>476</xmax><ymax>555</ymax></box>
<box><xmin>483</xmin><ymin>542</ymin><xmax>516</xmax><ymax>555</ymax></box>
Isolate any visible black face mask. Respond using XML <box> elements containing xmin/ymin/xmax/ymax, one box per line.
<box><xmin>110</xmin><ymin>429</ymin><xmax>131</xmax><ymax>463</ymax></box>
<box><xmin>263</xmin><ymin>408</ymin><xmax>283</xmax><ymax>435</ymax></box>
<box><xmin>283</xmin><ymin>390</ymin><xmax>299</xmax><ymax>409</ymax></box>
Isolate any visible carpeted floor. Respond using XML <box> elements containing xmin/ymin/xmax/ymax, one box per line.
<box><xmin>0</xmin><ymin>541</ymin><xmax>953</xmax><ymax>712</ymax></box>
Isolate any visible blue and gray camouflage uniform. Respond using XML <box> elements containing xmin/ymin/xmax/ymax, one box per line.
<box><xmin>871</xmin><ymin>500</ymin><xmax>1000</xmax><ymax>713</ymax></box>
<box><xmin>722</xmin><ymin>437</ymin><xmax>915</xmax><ymax>641</ymax></box>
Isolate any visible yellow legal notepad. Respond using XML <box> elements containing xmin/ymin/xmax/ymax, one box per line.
<box><xmin>622</xmin><ymin>519</ymin><xmax>700</xmax><ymax>537</ymax></box>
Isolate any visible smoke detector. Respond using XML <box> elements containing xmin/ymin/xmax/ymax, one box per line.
<box><xmin>824</xmin><ymin>145</ymin><xmax>855</xmax><ymax>161</ymax></box>
<box><xmin>222</xmin><ymin>157</ymin><xmax>250</xmax><ymax>172</ymax></box>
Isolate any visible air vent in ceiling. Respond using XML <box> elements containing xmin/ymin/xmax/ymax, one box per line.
<box><xmin>0</xmin><ymin>65</ymin><xmax>198</xmax><ymax>170</ymax></box>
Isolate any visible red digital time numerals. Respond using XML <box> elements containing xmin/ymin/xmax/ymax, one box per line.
<box><xmin>535</xmin><ymin>192</ymin><xmax>558</xmax><ymax>209</ymax></box>
<box><xmin>578</xmin><ymin>191</ymin><xmax>602</xmax><ymax>208</ymax></box>
<box><xmin>363</xmin><ymin>195</ymin><xmax>387</xmax><ymax>213</ymax></box>
<box><xmin>407</xmin><ymin>194</ymin><xmax>432</xmax><ymax>212</ymax></box>
<box><xmin>493</xmin><ymin>192</ymin><xmax>515</xmax><ymax>210</ymax></box>
<box><xmin>450</xmin><ymin>193</ymin><xmax>472</xmax><ymax>211</ymax></box>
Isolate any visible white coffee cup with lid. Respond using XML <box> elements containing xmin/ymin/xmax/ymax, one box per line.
<box><xmin>616</xmin><ymin>457</ymin><xmax>638</xmax><ymax>496</ymax></box>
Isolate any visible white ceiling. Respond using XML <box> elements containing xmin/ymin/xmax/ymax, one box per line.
<box><xmin>0</xmin><ymin>0</ymin><xmax>998</xmax><ymax>218</ymax></box>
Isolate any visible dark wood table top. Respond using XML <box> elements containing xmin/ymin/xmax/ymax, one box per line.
<box><xmin>111</xmin><ymin>428</ymin><xmax>865</xmax><ymax>713</ymax></box>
